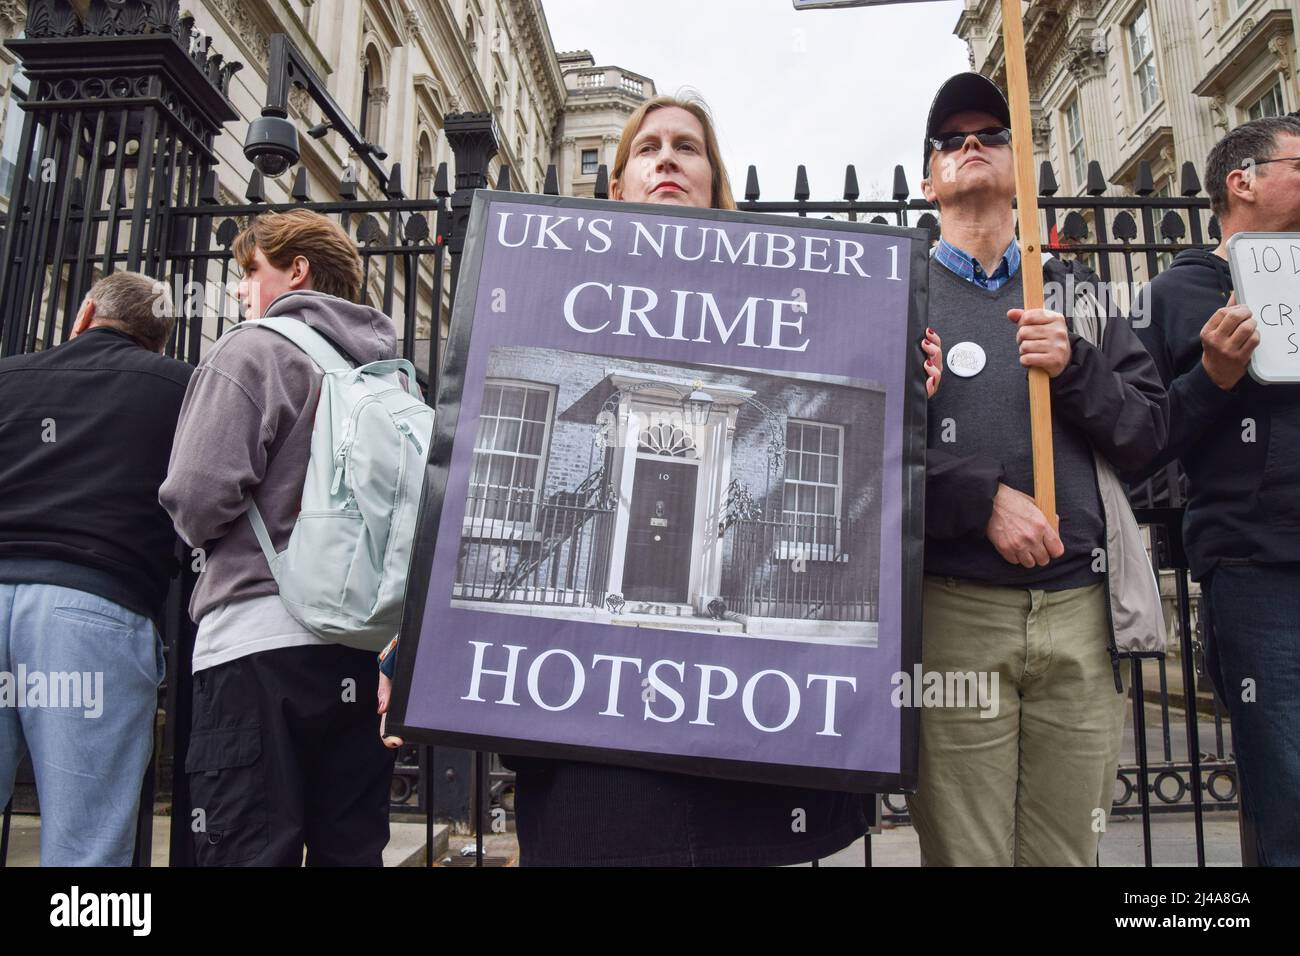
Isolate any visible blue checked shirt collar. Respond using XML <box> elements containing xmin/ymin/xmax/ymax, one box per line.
<box><xmin>933</xmin><ymin>237</ymin><xmax>1021</xmax><ymax>290</ymax></box>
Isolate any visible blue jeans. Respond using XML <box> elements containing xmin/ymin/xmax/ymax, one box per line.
<box><xmin>1204</xmin><ymin>562</ymin><xmax>1300</xmax><ymax>866</ymax></box>
<box><xmin>0</xmin><ymin>582</ymin><xmax>164</xmax><ymax>866</ymax></box>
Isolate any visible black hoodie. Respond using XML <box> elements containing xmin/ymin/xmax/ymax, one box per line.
<box><xmin>1134</xmin><ymin>248</ymin><xmax>1300</xmax><ymax>580</ymax></box>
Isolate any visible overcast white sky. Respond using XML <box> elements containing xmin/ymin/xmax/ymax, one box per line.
<box><xmin>541</xmin><ymin>0</ymin><xmax>971</xmax><ymax>202</ymax></box>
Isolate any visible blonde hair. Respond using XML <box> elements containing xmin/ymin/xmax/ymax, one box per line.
<box><xmin>610</xmin><ymin>94</ymin><xmax>736</xmax><ymax>211</ymax></box>
<box><xmin>233</xmin><ymin>209</ymin><xmax>363</xmax><ymax>302</ymax></box>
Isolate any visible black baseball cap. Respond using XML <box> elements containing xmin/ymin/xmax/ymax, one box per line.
<box><xmin>923</xmin><ymin>72</ymin><xmax>1012</xmax><ymax>177</ymax></box>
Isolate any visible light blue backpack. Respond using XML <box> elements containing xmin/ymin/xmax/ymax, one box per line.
<box><xmin>230</xmin><ymin>317</ymin><xmax>433</xmax><ymax>652</ymax></box>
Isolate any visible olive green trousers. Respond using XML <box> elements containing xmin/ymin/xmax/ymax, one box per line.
<box><xmin>905</xmin><ymin>575</ymin><xmax>1129</xmax><ymax>866</ymax></box>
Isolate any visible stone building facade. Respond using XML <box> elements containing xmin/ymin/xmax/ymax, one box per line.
<box><xmin>553</xmin><ymin>49</ymin><xmax>657</xmax><ymax>198</ymax></box>
<box><xmin>956</xmin><ymin>0</ymin><xmax>1298</xmax><ymax>200</ymax></box>
<box><xmin>0</xmin><ymin>1</ymin><xmax>656</xmax><ymax>351</ymax></box>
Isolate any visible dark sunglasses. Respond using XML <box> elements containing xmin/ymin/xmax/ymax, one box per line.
<box><xmin>929</xmin><ymin>127</ymin><xmax>1012</xmax><ymax>153</ymax></box>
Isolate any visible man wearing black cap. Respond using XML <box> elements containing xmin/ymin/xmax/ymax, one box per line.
<box><xmin>910</xmin><ymin>73</ymin><xmax>1168</xmax><ymax>865</ymax></box>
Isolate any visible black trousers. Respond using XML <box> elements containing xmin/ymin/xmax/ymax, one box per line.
<box><xmin>185</xmin><ymin>643</ymin><xmax>395</xmax><ymax>866</ymax></box>
<box><xmin>510</xmin><ymin>757</ymin><xmax>867</xmax><ymax>866</ymax></box>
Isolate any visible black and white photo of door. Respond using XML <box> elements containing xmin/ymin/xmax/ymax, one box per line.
<box><xmin>623</xmin><ymin>456</ymin><xmax>698</xmax><ymax>602</ymax></box>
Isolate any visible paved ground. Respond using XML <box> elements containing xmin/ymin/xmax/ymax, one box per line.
<box><xmin>3</xmin><ymin>701</ymin><xmax>1242</xmax><ymax>868</ymax></box>
<box><xmin>809</xmin><ymin>814</ymin><xmax>1244</xmax><ymax>867</ymax></box>
<box><xmin>4</xmin><ymin>810</ymin><xmax>1241</xmax><ymax>867</ymax></box>
<box><xmin>1</xmin><ymin>817</ymin><xmax>444</xmax><ymax>867</ymax></box>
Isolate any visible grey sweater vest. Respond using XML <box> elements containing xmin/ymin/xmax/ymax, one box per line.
<box><xmin>925</xmin><ymin>259</ymin><xmax>1104</xmax><ymax>589</ymax></box>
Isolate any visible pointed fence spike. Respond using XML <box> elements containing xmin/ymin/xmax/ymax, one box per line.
<box><xmin>1038</xmin><ymin>161</ymin><xmax>1059</xmax><ymax>196</ymax></box>
<box><xmin>200</xmin><ymin>170</ymin><xmax>220</xmax><ymax>204</ymax></box>
<box><xmin>338</xmin><ymin>166</ymin><xmax>357</xmax><ymax>200</ymax></box>
<box><xmin>1086</xmin><ymin>160</ymin><xmax>1108</xmax><ymax>196</ymax></box>
<box><xmin>245</xmin><ymin>169</ymin><xmax>266</xmax><ymax>203</ymax></box>
<box><xmin>386</xmin><ymin>162</ymin><xmax>405</xmax><ymax>198</ymax></box>
<box><xmin>794</xmin><ymin>165</ymin><xmax>810</xmax><ymax>202</ymax></box>
<box><xmin>892</xmin><ymin>164</ymin><xmax>910</xmax><ymax>202</ymax></box>
<box><xmin>744</xmin><ymin>165</ymin><xmax>760</xmax><ymax>202</ymax></box>
<box><xmin>594</xmin><ymin>164</ymin><xmax>609</xmax><ymax>199</ymax></box>
<box><xmin>1134</xmin><ymin>160</ymin><xmax>1155</xmax><ymax>196</ymax></box>
<box><xmin>291</xmin><ymin>167</ymin><xmax>311</xmax><ymax>202</ymax></box>
<box><xmin>843</xmin><ymin>164</ymin><xmax>859</xmax><ymax>202</ymax></box>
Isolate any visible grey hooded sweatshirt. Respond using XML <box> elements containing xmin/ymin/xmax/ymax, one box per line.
<box><xmin>160</xmin><ymin>290</ymin><xmax>397</xmax><ymax>626</ymax></box>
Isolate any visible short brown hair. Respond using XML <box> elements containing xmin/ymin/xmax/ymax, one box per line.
<box><xmin>1206</xmin><ymin>115</ymin><xmax>1300</xmax><ymax>216</ymax></box>
<box><xmin>611</xmin><ymin>94</ymin><xmax>737</xmax><ymax>211</ymax></box>
<box><xmin>86</xmin><ymin>271</ymin><xmax>174</xmax><ymax>352</ymax></box>
<box><xmin>232</xmin><ymin>209</ymin><xmax>363</xmax><ymax>301</ymax></box>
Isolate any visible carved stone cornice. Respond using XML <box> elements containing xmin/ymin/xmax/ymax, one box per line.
<box><xmin>1031</xmin><ymin>112</ymin><xmax>1052</xmax><ymax>150</ymax></box>
<box><xmin>204</xmin><ymin>0</ymin><xmax>315</xmax><ymax>118</ymax></box>
<box><xmin>209</xmin><ymin>0</ymin><xmax>271</xmax><ymax>74</ymax></box>
<box><xmin>1065</xmin><ymin>36</ymin><xmax>1107</xmax><ymax>83</ymax></box>
<box><xmin>512</xmin><ymin>0</ymin><xmax>566</xmax><ymax>123</ymax></box>
<box><xmin>1209</xmin><ymin>94</ymin><xmax>1229</xmax><ymax>133</ymax></box>
<box><xmin>0</xmin><ymin>0</ymin><xmax>26</xmax><ymax>32</ymax></box>
<box><xmin>1192</xmin><ymin>9</ymin><xmax>1294</xmax><ymax>98</ymax></box>
<box><xmin>1268</xmin><ymin>34</ymin><xmax>1293</xmax><ymax>81</ymax></box>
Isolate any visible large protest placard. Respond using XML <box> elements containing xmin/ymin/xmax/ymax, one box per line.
<box><xmin>388</xmin><ymin>191</ymin><xmax>929</xmax><ymax>792</ymax></box>
<box><xmin>1228</xmin><ymin>232</ymin><xmax>1300</xmax><ymax>384</ymax></box>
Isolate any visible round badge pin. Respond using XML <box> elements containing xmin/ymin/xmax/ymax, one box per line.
<box><xmin>947</xmin><ymin>341</ymin><xmax>986</xmax><ymax>378</ymax></box>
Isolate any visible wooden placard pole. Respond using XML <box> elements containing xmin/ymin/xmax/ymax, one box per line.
<box><xmin>794</xmin><ymin>0</ymin><xmax>1058</xmax><ymax>526</ymax></box>
<box><xmin>1000</xmin><ymin>0</ymin><xmax>1057</xmax><ymax>528</ymax></box>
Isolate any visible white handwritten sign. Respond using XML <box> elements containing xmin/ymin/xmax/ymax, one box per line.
<box><xmin>1228</xmin><ymin>232</ymin><xmax>1300</xmax><ymax>385</ymax></box>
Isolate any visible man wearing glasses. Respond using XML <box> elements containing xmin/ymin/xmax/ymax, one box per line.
<box><xmin>911</xmin><ymin>73</ymin><xmax>1168</xmax><ymax>865</ymax></box>
<box><xmin>1133</xmin><ymin>115</ymin><xmax>1300</xmax><ymax>865</ymax></box>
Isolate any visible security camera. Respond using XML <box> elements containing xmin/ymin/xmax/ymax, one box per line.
<box><xmin>244</xmin><ymin>113</ymin><xmax>300</xmax><ymax>177</ymax></box>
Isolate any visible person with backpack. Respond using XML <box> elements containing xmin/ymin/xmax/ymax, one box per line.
<box><xmin>160</xmin><ymin>209</ymin><xmax>429</xmax><ymax>866</ymax></box>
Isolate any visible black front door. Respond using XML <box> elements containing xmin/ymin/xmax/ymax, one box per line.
<box><xmin>623</xmin><ymin>458</ymin><xmax>697</xmax><ymax>603</ymax></box>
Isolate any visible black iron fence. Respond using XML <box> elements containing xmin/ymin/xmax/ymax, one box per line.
<box><xmin>720</xmin><ymin>516</ymin><xmax>880</xmax><ymax>623</ymax></box>
<box><xmin>455</xmin><ymin>491</ymin><xmax>616</xmax><ymax>608</ymax></box>
<box><xmin>0</xmin><ymin>3</ymin><xmax>1239</xmax><ymax>868</ymax></box>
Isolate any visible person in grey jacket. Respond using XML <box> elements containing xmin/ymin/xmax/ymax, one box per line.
<box><xmin>909</xmin><ymin>73</ymin><xmax>1168</xmax><ymax>866</ymax></box>
<box><xmin>160</xmin><ymin>209</ymin><xmax>395</xmax><ymax>866</ymax></box>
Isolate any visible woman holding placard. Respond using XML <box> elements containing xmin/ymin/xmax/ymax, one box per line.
<box><xmin>502</xmin><ymin>93</ymin><xmax>943</xmax><ymax>866</ymax></box>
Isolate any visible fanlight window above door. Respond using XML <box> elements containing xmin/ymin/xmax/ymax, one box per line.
<box><xmin>638</xmin><ymin>421</ymin><xmax>697</xmax><ymax>458</ymax></box>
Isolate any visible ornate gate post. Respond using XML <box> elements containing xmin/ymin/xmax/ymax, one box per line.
<box><xmin>442</xmin><ymin>111</ymin><xmax>499</xmax><ymax>312</ymax></box>
<box><xmin>0</xmin><ymin>0</ymin><xmax>239</xmax><ymax>358</ymax></box>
